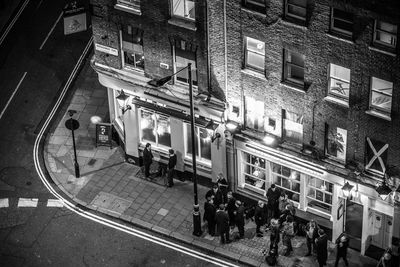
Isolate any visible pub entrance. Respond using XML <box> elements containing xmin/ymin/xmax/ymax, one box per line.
<box><xmin>344</xmin><ymin>200</ymin><xmax>363</xmax><ymax>251</ymax></box>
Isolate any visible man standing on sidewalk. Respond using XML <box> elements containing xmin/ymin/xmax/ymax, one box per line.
<box><xmin>167</xmin><ymin>149</ymin><xmax>177</xmax><ymax>187</ymax></box>
<box><xmin>315</xmin><ymin>229</ymin><xmax>328</xmax><ymax>267</ymax></box>
<box><xmin>215</xmin><ymin>204</ymin><xmax>231</xmax><ymax>244</ymax></box>
<box><xmin>143</xmin><ymin>143</ymin><xmax>153</xmax><ymax>178</ymax></box>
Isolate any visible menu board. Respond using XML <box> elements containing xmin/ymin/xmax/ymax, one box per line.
<box><xmin>96</xmin><ymin>123</ymin><xmax>112</xmax><ymax>148</ymax></box>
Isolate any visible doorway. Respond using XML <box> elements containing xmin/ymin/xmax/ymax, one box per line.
<box><xmin>370</xmin><ymin>211</ymin><xmax>393</xmax><ymax>248</ymax></box>
<box><xmin>344</xmin><ymin>200</ymin><xmax>363</xmax><ymax>251</ymax></box>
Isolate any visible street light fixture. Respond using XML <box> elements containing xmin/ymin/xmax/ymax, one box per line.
<box><xmin>148</xmin><ymin>63</ymin><xmax>202</xmax><ymax>236</ymax></box>
<box><xmin>116</xmin><ymin>90</ymin><xmax>132</xmax><ymax>161</ymax></box>
<box><xmin>341</xmin><ymin>181</ymin><xmax>354</xmax><ymax>199</ymax></box>
<box><xmin>376</xmin><ymin>180</ymin><xmax>392</xmax><ymax>200</ymax></box>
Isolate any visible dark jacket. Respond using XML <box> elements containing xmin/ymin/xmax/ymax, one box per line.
<box><xmin>226</xmin><ymin>197</ymin><xmax>237</xmax><ymax>222</ymax></box>
<box><xmin>205</xmin><ymin>189</ymin><xmax>224</xmax><ymax>207</ymax></box>
<box><xmin>315</xmin><ymin>233</ymin><xmax>328</xmax><ymax>263</ymax></box>
<box><xmin>203</xmin><ymin>201</ymin><xmax>216</xmax><ymax>223</ymax></box>
<box><xmin>234</xmin><ymin>205</ymin><xmax>245</xmax><ymax>226</ymax></box>
<box><xmin>168</xmin><ymin>153</ymin><xmax>177</xmax><ymax>169</ymax></box>
<box><xmin>335</xmin><ymin>234</ymin><xmax>349</xmax><ymax>256</ymax></box>
<box><xmin>143</xmin><ymin>147</ymin><xmax>153</xmax><ymax>165</ymax></box>
<box><xmin>305</xmin><ymin>222</ymin><xmax>320</xmax><ymax>240</ymax></box>
<box><xmin>266</xmin><ymin>188</ymin><xmax>281</xmax><ymax>209</ymax></box>
<box><xmin>254</xmin><ymin>205</ymin><xmax>265</xmax><ymax>225</ymax></box>
<box><xmin>215</xmin><ymin>209</ymin><xmax>229</xmax><ymax>232</ymax></box>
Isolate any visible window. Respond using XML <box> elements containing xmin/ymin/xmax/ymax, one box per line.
<box><xmin>365</xmin><ymin>137</ymin><xmax>388</xmax><ymax>174</ymax></box>
<box><xmin>245</xmin><ymin>97</ymin><xmax>265</xmax><ymax>132</ymax></box>
<box><xmin>285</xmin><ymin>0</ymin><xmax>307</xmax><ymax>22</ymax></box>
<box><xmin>328</xmin><ymin>63</ymin><xmax>350</xmax><ymax>101</ymax></box>
<box><xmin>245</xmin><ymin>37</ymin><xmax>265</xmax><ymax>72</ymax></box>
<box><xmin>121</xmin><ymin>25</ymin><xmax>144</xmax><ymax>71</ymax></box>
<box><xmin>113</xmin><ymin>90</ymin><xmax>124</xmax><ymax>130</ymax></box>
<box><xmin>117</xmin><ymin>0</ymin><xmax>141</xmax><ymax>11</ymax></box>
<box><xmin>242</xmin><ymin>0</ymin><xmax>266</xmax><ymax>12</ymax></box>
<box><xmin>374</xmin><ymin>20</ymin><xmax>397</xmax><ymax>49</ymax></box>
<box><xmin>325</xmin><ymin>125</ymin><xmax>347</xmax><ymax>162</ymax></box>
<box><xmin>331</xmin><ymin>8</ymin><xmax>353</xmax><ymax>37</ymax></box>
<box><xmin>282</xmin><ymin>110</ymin><xmax>303</xmax><ymax>145</ymax></box>
<box><xmin>370</xmin><ymin>77</ymin><xmax>393</xmax><ymax>115</ymax></box>
<box><xmin>283</xmin><ymin>49</ymin><xmax>305</xmax><ymax>86</ymax></box>
<box><xmin>174</xmin><ymin>47</ymin><xmax>197</xmax><ymax>86</ymax></box>
<box><xmin>185</xmin><ymin>124</ymin><xmax>211</xmax><ymax>162</ymax></box>
<box><xmin>307</xmin><ymin>177</ymin><xmax>333</xmax><ymax>214</ymax></box>
<box><xmin>271</xmin><ymin>163</ymin><xmax>300</xmax><ymax>202</ymax></box>
<box><xmin>172</xmin><ymin>0</ymin><xmax>195</xmax><ymax>20</ymax></box>
<box><xmin>140</xmin><ymin>109</ymin><xmax>171</xmax><ymax>148</ymax></box>
<box><xmin>243</xmin><ymin>154</ymin><xmax>267</xmax><ymax>194</ymax></box>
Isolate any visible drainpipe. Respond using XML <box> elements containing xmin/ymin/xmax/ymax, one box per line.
<box><xmin>223</xmin><ymin>0</ymin><xmax>228</xmax><ymax>102</ymax></box>
<box><xmin>205</xmin><ymin>0</ymin><xmax>211</xmax><ymax>93</ymax></box>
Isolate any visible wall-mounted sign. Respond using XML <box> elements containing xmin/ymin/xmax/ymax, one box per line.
<box><xmin>63</xmin><ymin>5</ymin><xmax>87</xmax><ymax>35</ymax></box>
<box><xmin>96</xmin><ymin>123</ymin><xmax>112</xmax><ymax>148</ymax></box>
<box><xmin>95</xmin><ymin>43</ymin><xmax>119</xmax><ymax>56</ymax></box>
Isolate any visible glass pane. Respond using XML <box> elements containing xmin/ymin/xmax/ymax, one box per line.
<box><xmin>325</xmin><ymin>194</ymin><xmax>332</xmax><ymax>204</ymax></box>
<box><xmin>377</xmin><ymin>21</ymin><xmax>397</xmax><ymax>34</ymax></box>
<box><xmin>289</xmin><ymin>52</ymin><xmax>304</xmax><ymax>67</ymax></box>
<box><xmin>334</xmin><ymin>9</ymin><xmax>353</xmax><ymax>22</ymax></box>
<box><xmin>326</xmin><ymin>182</ymin><xmax>333</xmax><ymax>193</ymax></box>
<box><xmin>271</xmin><ymin>162</ymin><xmax>281</xmax><ymax>174</ymax></box>
<box><xmin>185</xmin><ymin>0</ymin><xmax>195</xmax><ymax>19</ymax></box>
<box><xmin>186</xmin><ymin>125</ymin><xmax>199</xmax><ymax>157</ymax></box>
<box><xmin>334</xmin><ymin>19</ymin><xmax>353</xmax><ymax>33</ymax></box>
<box><xmin>308</xmin><ymin>177</ymin><xmax>315</xmax><ymax>187</ymax></box>
<box><xmin>172</xmin><ymin>0</ymin><xmax>184</xmax><ymax>17</ymax></box>
<box><xmin>282</xmin><ymin>166</ymin><xmax>291</xmax><ymax>177</ymax></box>
<box><xmin>134</xmin><ymin>53</ymin><xmax>144</xmax><ymax>69</ymax></box>
<box><xmin>157</xmin><ymin>115</ymin><xmax>171</xmax><ymax>147</ymax></box>
<box><xmin>329</xmin><ymin>78</ymin><xmax>350</xmax><ymax>98</ymax></box>
<box><xmin>292</xmin><ymin>182</ymin><xmax>300</xmax><ymax>192</ymax></box>
<box><xmin>291</xmin><ymin>193</ymin><xmax>300</xmax><ymax>202</ymax></box>
<box><xmin>199</xmin><ymin>128</ymin><xmax>211</xmax><ymax>160</ymax></box>
<box><xmin>141</xmin><ymin>110</ymin><xmax>156</xmax><ymax>142</ymax></box>
<box><xmin>247</xmin><ymin>51</ymin><xmax>264</xmax><ymax>70</ymax></box>
<box><xmin>330</xmin><ymin>64</ymin><xmax>350</xmax><ymax>81</ymax></box>
<box><xmin>282</xmin><ymin>178</ymin><xmax>290</xmax><ymax>189</ymax></box>
<box><xmin>376</xmin><ymin>31</ymin><xmax>397</xmax><ymax>46</ymax></box>
<box><xmin>247</xmin><ymin>37</ymin><xmax>265</xmax><ymax>54</ymax></box>
<box><xmin>316</xmin><ymin>190</ymin><xmax>324</xmax><ymax>201</ymax></box>
<box><xmin>308</xmin><ymin>188</ymin><xmax>315</xmax><ymax>198</ymax></box>
<box><xmin>288</xmin><ymin>65</ymin><xmax>304</xmax><ymax>82</ymax></box>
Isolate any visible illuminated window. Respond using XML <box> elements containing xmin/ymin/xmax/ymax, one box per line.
<box><xmin>374</xmin><ymin>20</ymin><xmax>397</xmax><ymax>49</ymax></box>
<box><xmin>245</xmin><ymin>37</ymin><xmax>265</xmax><ymax>72</ymax></box>
<box><xmin>307</xmin><ymin>177</ymin><xmax>333</xmax><ymax>214</ymax></box>
<box><xmin>174</xmin><ymin>47</ymin><xmax>197</xmax><ymax>86</ymax></box>
<box><xmin>283</xmin><ymin>49</ymin><xmax>305</xmax><ymax>86</ymax></box>
<box><xmin>245</xmin><ymin>97</ymin><xmax>264</xmax><ymax>132</ymax></box>
<box><xmin>121</xmin><ymin>25</ymin><xmax>144</xmax><ymax>71</ymax></box>
<box><xmin>325</xmin><ymin>125</ymin><xmax>347</xmax><ymax>162</ymax></box>
<box><xmin>285</xmin><ymin>0</ymin><xmax>307</xmax><ymax>22</ymax></box>
<box><xmin>282</xmin><ymin>110</ymin><xmax>303</xmax><ymax>145</ymax></box>
<box><xmin>243</xmin><ymin>153</ymin><xmax>267</xmax><ymax>195</ymax></box>
<box><xmin>140</xmin><ymin>109</ymin><xmax>171</xmax><ymax>147</ymax></box>
<box><xmin>370</xmin><ymin>77</ymin><xmax>393</xmax><ymax>115</ymax></box>
<box><xmin>271</xmin><ymin>163</ymin><xmax>300</xmax><ymax>202</ymax></box>
<box><xmin>328</xmin><ymin>63</ymin><xmax>350</xmax><ymax>101</ymax></box>
<box><xmin>330</xmin><ymin>8</ymin><xmax>353</xmax><ymax>37</ymax></box>
<box><xmin>185</xmin><ymin>124</ymin><xmax>211</xmax><ymax>162</ymax></box>
<box><xmin>172</xmin><ymin>0</ymin><xmax>195</xmax><ymax>20</ymax></box>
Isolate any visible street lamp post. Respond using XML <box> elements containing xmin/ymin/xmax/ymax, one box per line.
<box><xmin>65</xmin><ymin>109</ymin><xmax>80</xmax><ymax>178</ymax></box>
<box><xmin>148</xmin><ymin>63</ymin><xmax>202</xmax><ymax>236</ymax></box>
<box><xmin>116</xmin><ymin>90</ymin><xmax>132</xmax><ymax>161</ymax></box>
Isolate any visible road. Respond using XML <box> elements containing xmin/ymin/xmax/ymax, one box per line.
<box><xmin>0</xmin><ymin>1</ymin><xmax>234</xmax><ymax>266</ymax></box>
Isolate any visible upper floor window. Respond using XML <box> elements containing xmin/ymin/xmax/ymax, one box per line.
<box><xmin>185</xmin><ymin>124</ymin><xmax>211</xmax><ymax>162</ymax></box>
<box><xmin>245</xmin><ymin>96</ymin><xmax>265</xmax><ymax>132</ymax></box>
<box><xmin>172</xmin><ymin>0</ymin><xmax>195</xmax><ymax>20</ymax></box>
<box><xmin>325</xmin><ymin>124</ymin><xmax>347</xmax><ymax>162</ymax></box>
<box><xmin>282</xmin><ymin>110</ymin><xmax>303</xmax><ymax>145</ymax></box>
<box><xmin>121</xmin><ymin>25</ymin><xmax>144</xmax><ymax>71</ymax></box>
<box><xmin>140</xmin><ymin>109</ymin><xmax>171</xmax><ymax>148</ymax></box>
<box><xmin>245</xmin><ymin>37</ymin><xmax>265</xmax><ymax>72</ymax></box>
<box><xmin>374</xmin><ymin>20</ymin><xmax>397</xmax><ymax>49</ymax></box>
<box><xmin>242</xmin><ymin>0</ymin><xmax>266</xmax><ymax>12</ymax></box>
<box><xmin>370</xmin><ymin>77</ymin><xmax>393</xmax><ymax>115</ymax></box>
<box><xmin>285</xmin><ymin>0</ymin><xmax>307</xmax><ymax>22</ymax></box>
<box><xmin>174</xmin><ymin>47</ymin><xmax>197</xmax><ymax>86</ymax></box>
<box><xmin>365</xmin><ymin>137</ymin><xmax>388</xmax><ymax>174</ymax></box>
<box><xmin>330</xmin><ymin>8</ymin><xmax>353</xmax><ymax>37</ymax></box>
<box><xmin>283</xmin><ymin>49</ymin><xmax>305</xmax><ymax>86</ymax></box>
<box><xmin>328</xmin><ymin>63</ymin><xmax>350</xmax><ymax>101</ymax></box>
<box><xmin>116</xmin><ymin>0</ymin><xmax>141</xmax><ymax>13</ymax></box>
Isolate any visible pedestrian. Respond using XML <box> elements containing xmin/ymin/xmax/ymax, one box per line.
<box><xmin>315</xmin><ymin>229</ymin><xmax>328</xmax><ymax>267</ymax></box>
<box><xmin>377</xmin><ymin>249</ymin><xmax>393</xmax><ymax>267</ymax></box>
<box><xmin>279</xmin><ymin>203</ymin><xmax>296</xmax><ymax>225</ymax></box>
<box><xmin>226</xmin><ymin>191</ymin><xmax>237</xmax><ymax>228</ymax></box>
<box><xmin>269</xmin><ymin>218</ymin><xmax>280</xmax><ymax>250</ymax></box>
<box><xmin>203</xmin><ymin>197</ymin><xmax>216</xmax><ymax>236</ymax></box>
<box><xmin>217</xmin><ymin>173</ymin><xmax>229</xmax><ymax>203</ymax></box>
<box><xmin>205</xmin><ymin>183</ymin><xmax>224</xmax><ymax>207</ymax></box>
<box><xmin>143</xmin><ymin>143</ymin><xmax>153</xmax><ymax>178</ymax></box>
<box><xmin>166</xmin><ymin>149</ymin><xmax>177</xmax><ymax>187</ymax></box>
<box><xmin>334</xmin><ymin>233</ymin><xmax>349</xmax><ymax>267</ymax></box>
<box><xmin>305</xmin><ymin>219</ymin><xmax>319</xmax><ymax>256</ymax></box>
<box><xmin>215</xmin><ymin>204</ymin><xmax>231</xmax><ymax>244</ymax></box>
<box><xmin>266</xmin><ymin>184</ymin><xmax>281</xmax><ymax>225</ymax></box>
<box><xmin>278</xmin><ymin>191</ymin><xmax>290</xmax><ymax>216</ymax></box>
<box><xmin>255</xmin><ymin>200</ymin><xmax>266</xmax><ymax>237</ymax></box>
<box><xmin>282</xmin><ymin>215</ymin><xmax>296</xmax><ymax>256</ymax></box>
<box><xmin>234</xmin><ymin>200</ymin><xmax>245</xmax><ymax>239</ymax></box>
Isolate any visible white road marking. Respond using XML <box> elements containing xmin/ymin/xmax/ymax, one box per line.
<box><xmin>18</xmin><ymin>198</ymin><xmax>38</xmax><ymax>207</ymax></box>
<box><xmin>0</xmin><ymin>0</ymin><xmax>30</xmax><ymax>46</ymax></box>
<box><xmin>0</xmin><ymin>198</ymin><xmax>9</xmax><ymax>208</ymax></box>
<box><xmin>0</xmin><ymin>71</ymin><xmax>27</xmax><ymax>120</ymax></box>
<box><xmin>39</xmin><ymin>11</ymin><xmax>63</xmax><ymax>50</ymax></box>
<box><xmin>47</xmin><ymin>199</ymin><xmax>64</xmax><ymax>207</ymax></box>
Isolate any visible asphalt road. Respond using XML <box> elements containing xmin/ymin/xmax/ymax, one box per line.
<box><xmin>0</xmin><ymin>1</ymin><xmax>230</xmax><ymax>266</ymax></box>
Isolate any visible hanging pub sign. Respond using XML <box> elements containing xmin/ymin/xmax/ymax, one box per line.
<box><xmin>96</xmin><ymin>123</ymin><xmax>112</xmax><ymax>148</ymax></box>
<box><xmin>63</xmin><ymin>2</ymin><xmax>87</xmax><ymax>35</ymax></box>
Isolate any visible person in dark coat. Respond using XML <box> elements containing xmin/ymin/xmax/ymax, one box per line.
<box><xmin>203</xmin><ymin>198</ymin><xmax>216</xmax><ymax>236</ymax></box>
<box><xmin>167</xmin><ymin>149</ymin><xmax>177</xmax><ymax>187</ymax></box>
<box><xmin>266</xmin><ymin>184</ymin><xmax>281</xmax><ymax>224</ymax></box>
<box><xmin>315</xmin><ymin>229</ymin><xmax>328</xmax><ymax>267</ymax></box>
<box><xmin>305</xmin><ymin>219</ymin><xmax>319</xmax><ymax>256</ymax></box>
<box><xmin>255</xmin><ymin>200</ymin><xmax>266</xmax><ymax>237</ymax></box>
<box><xmin>215</xmin><ymin>204</ymin><xmax>231</xmax><ymax>244</ymax></box>
<box><xmin>234</xmin><ymin>200</ymin><xmax>245</xmax><ymax>239</ymax></box>
<box><xmin>217</xmin><ymin>173</ymin><xmax>229</xmax><ymax>203</ymax></box>
<box><xmin>205</xmin><ymin>183</ymin><xmax>224</xmax><ymax>207</ymax></box>
<box><xmin>269</xmin><ymin>218</ymin><xmax>280</xmax><ymax>250</ymax></box>
<box><xmin>282</xmin><ymin>215</ymin><xmax>296</xmax><ymax>256</ymax></box>
<box><xmin>334</xmin><ymin>233</ymin><xmax>349</xmax><ymax>267</ymax></box>
<box><xmin>226</xmin><ymin>191</ymin><xmax>237</xmax><ymax>228</ymax></box>
<box><xmin>377</xmin><ymin>250</ymin><xmax>393</xmax><ymax>267</ymax></box>
<box><xmin>143</xmin><ymin>143</ymin><xmax>153</xmax><ymax>178</ymax></box>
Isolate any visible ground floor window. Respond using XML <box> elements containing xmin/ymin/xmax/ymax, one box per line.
<box><xmin>307</xmin><ymin>177</ymin><xmax>333</xmax><ymax>214</ymax></box>
<box><xmin>243</xmin><ymin>153</ymin><xmax>267</xmax><ymax>193</ymax></box>
<box><xmin>271</xmin><ymin>163</ymin><xmax>300</xmax><ymax>202</ymax></box>
<box><xmin>139</xmin><ymin>109</ymin><xmax>171</xmax><ymax>148</ymax></box>
<box><xmin>185</xmin><ymin>124</ymin><xmax>211</xmax><ymax>162</ymax></box>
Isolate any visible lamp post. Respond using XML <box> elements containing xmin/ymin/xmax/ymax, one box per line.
<box><xmin>65</xmin><ymin>109</ymin><xmax>80</xmax><ymax>178</ymax></box>
<box><xmin>148</xmin><ymin>63</ymin><xmax>202</xmax><ymax>236</ymax></box>
<box><xmin>116</xmin><ymin>90</ymin><xmax>132</xmax><ymax>161</ymax></box>
<box><xmin>341</xmin><ymin>181</ymin><xmax>354</xmax><ymax>199</ymax></box>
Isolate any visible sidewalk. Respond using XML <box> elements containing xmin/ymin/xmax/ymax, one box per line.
<box><xmin>42</xmin><ymin>58</ymin><xmax>379</xmax><ymax>267</ymax></box>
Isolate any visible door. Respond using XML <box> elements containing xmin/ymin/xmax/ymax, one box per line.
<box><xmin>371</xmin><ymin>211</ymin><xmax>393</xmax><ymax>248</ymax></box>
<box><xmin>345</xmin><ymin>200</ymin><xmax>363</xmax><ymax>251</ymax></box>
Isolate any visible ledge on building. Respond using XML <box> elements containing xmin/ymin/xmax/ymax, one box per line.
<box><xmin>326</xmin><ymin>32</ymin><xmax>354</xmax><ymax>45</ymax></box>
<box><xmin>240</xmin><ymin>68</ymin><xmax>268</xmax><ymax>81</ymax></box>
<box><xmin>168</xmin><ymin>17</ymin><xmax>196</xmax><ymax>31</ymax></box>
<box><xmin>368</xmin><ymin>45</ymin><xmax>397</xmax><ymax>57</ymax></box>
<box><xmin>280</xmin><ymin>81</ymin><xmax>308</xmax><ymax>94</ymax></box>
<box><xmin>323</xmin><ymin>96</ymin><xmax>349</xmax><ymax>108</ymax></box>
<box><xmin>240</xmin><ymin>4</ymin><xmax>266</xmax><ymax>17</ymax></box>
<box><xmin>281</xmin><ymin>17</ymin><xmax>308</xmax><ymax>30</ymax></box>
<box><xmin>114</xmin><ymin>3</ymin><xmax>141</xmax><ymax>15</ymax></box>
<box><xmin>365</xmin><ymin>109</ymin><xmax>391</xmax><ymax>121</ymax></box>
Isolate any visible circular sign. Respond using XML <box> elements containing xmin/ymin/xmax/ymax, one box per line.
<box><xmin>65</xmin><ymin>118</ymin><xmax>80</xmax><ymax>130</ymax></box>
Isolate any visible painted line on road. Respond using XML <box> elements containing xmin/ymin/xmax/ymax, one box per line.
<box><xmin>18</xmin><ymin>198</ymin><xmax>38</xmax><ymax>207</ymax></box>
<box><xmin>0</xmin><ymin>198</ymin><xmax>9</xmax><ymax>208</ymax></box>
<box><xmin>0</xmin><ymin>0</ymin><xmax>30</xmax><ymax>46</ymax></box>
<box><xmin>47</xmin><ymin>199</ymin><xmax>64</xmax><ymax>207</ymax></box>
<box><xmin>33</xmin><ymin>36</ymin><xmax>239</xmax><ymax>267</ymax></box>
<box><xmin>0</xmin><ymin>71</ymin><xmax>27</xmax><ymax>121</ymax></box>
<box><xmin>39</xmin><ymin>11</ymin><xmax>63</xmax><ymax>50</ymax></box>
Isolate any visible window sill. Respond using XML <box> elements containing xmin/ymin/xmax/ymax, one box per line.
<box><xmin>123</xmin><ymin>66</ymin><xmax>145</xmax><ymax>75</ymax></box>
<box><xmin>323</xmin><ymin>96</ymin><xmax>349</xmax><ymax>108</ymax></box>
<box><xmin>305</xmin><ymin>206</ymin><xmax>333</xmax><ymax>221</ymax></box>
<box><xmin>365</xmin><ymin>109</ymin><xmax>391</xmax><ymax>121</ymax></box>
<box><xmin>241</xmin><ymin>68</ymin><xmax>268</xmax><ymax>81</ymax></box>
<box><xmin>280</xmin><ymin>81</ymin><xmax>307</xmax><ymax>94</ymax></box>
<box><xmin>241</xmin><ymin>5</ymin><xmax>266</xmax><ymax>16</ymax></box>
<box><xmin>326</xmin><ymin>33</ymin><xmax>354</xmax><ymax>45</ymax></box>
<box><xmin>281</xmin><ymin>17</ymin><xmax>307</xmax><ymax>30</ymax></box>
<box><xmin>322</xmin><ymin>157</ymin><xmax>346</xmax><ymax>168</ymax></box>
<box><xmin>114</xmin><ymin>4</ymin><xmax>141</xmax><ymax>15</ymax></box>
<box><xmin>168</xmin><ymin>17</ymin><xmax>196</xmax><ymax>31</ymax></box>
<box><xmin>368</xmin><ymin>46</ymin><xmax>397</xmax><ymax>57</ymax></box>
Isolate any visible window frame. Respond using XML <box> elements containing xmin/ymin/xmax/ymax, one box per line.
<box><xmin>171</xmin><ymin>0</ymin><xmax>196</xmax><ymax>21</ymax></box>
<box><xmin>139</xmin><ymin>109</ymin><xmax>172</xmax><ymax>149</ymax></box>
<box><xmin>120</xmin><ymin>26</ymin><xmax>144</xmax><ymax>71</ymax></box>
<box><xmin>271</xmin><ymin>162</ymin><xmax>301</xmax><ymax>203</ymax></box>
<box><xmin>330</xmin><ymin>8</ymin><xmax>354</xmax><ymax>37</ymax></box>
<box><xmin>116</xmin><ymin>0</ymin><xmax>141</xmax><ymax>13</ymax></box>
<box><xmin>245</xmin><ymin>96</ymin><xmax>265</xmax><ymax>132</ymax></box>
<box><xmin>282</xmin><ymin>109</ymin><xmax>304</xmax><ymax>145</ymax></box>
<box><xmin>325</xmin><ymin>124</ymin><xmax>347</xmax><ymax>162</ymax></box>
<box><xmin>283</xmin><ymin>49</ymin><xmax>305</xmax><ymax>87</ymax></box>
<box><xmin>284</xmin><ymin>0</ymin><xmax>307</xmax><ymax>22</ymax></box>
<box><xmin>184</xmin><ymin>123</ymin><xmax>212</xmax><ymax>164</ymax></box>
<box><xmin>306</xmin><ymin>177</ymin><xmax>333</xmax><ymax>215</ymax></box>
<box><xmin>365</xmin><ymin>137</ymin><xmax>388</xmax><ymax>175</ymax></box>
<box><xmin>327</xmin><ymin>63</ymin><xmax>351</xmax><ymax>101</ymax></box>
<box><xmin>373</xmin><ymin>20</ymin><xmax>398</xmax><ymax>49</ymax></box>
<box><xmin>369</xmin><ymin>77</ymin><xmax>393</xmax><ymax>115</ymax></box>
<box><xmin>173</xmin><ymin>46</ymin><xmax>198</xmax><ymax>86</ymax></box>
<box><xmin>244</xmin><ymin>37</ymin><xmax>265</xmax><ymax>72</ymax></box>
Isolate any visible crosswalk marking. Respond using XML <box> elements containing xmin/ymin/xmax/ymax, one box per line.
<box><xmin>0</xmin><ymin>198</ymin><xmax>9</xmax><ymax>208</ymax></box>
<box><xmin>46</xmin><ymin>199</ymin><xmax>64</xmax><ymax>207</ymax></box>
<box><xmin>18</xmin><ymin>198</ymin><xmax>39</xmax><ymax>207</ymax></box>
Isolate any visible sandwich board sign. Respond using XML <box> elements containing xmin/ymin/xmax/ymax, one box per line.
<box><xmin>63</xmin><ymin>2</ymin><xmax>87</xmax><ymax>35</ymax></box>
